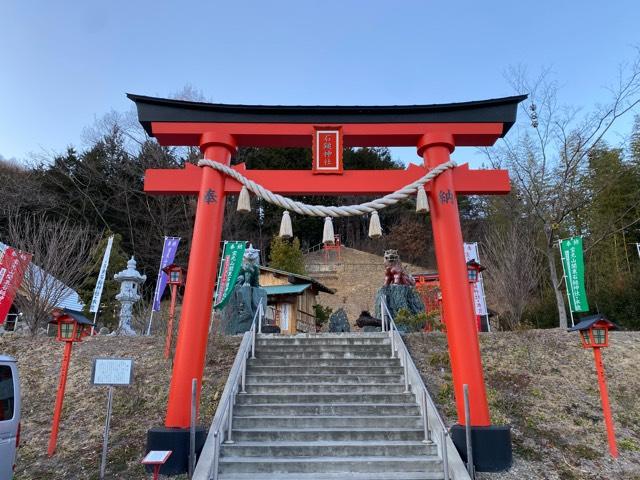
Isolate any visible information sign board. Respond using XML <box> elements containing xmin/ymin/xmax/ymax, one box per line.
<box><xmin>92</xmin><ymin>358</ymin><xmax>133</xmax><ymax>386</ymax></box>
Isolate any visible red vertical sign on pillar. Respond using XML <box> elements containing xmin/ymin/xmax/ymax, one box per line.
<box><xmin>312</xmin><ymin>127</ymin><xmax>343</xmax><ymax>174</ymax></box>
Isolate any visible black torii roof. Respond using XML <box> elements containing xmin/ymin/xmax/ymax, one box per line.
<box><xmin>568</xmin><ymin>314</ymin><xmax>618</xmax><ymax>332</ymax></box>
<box><xmin>127</xmin><ymin>93</ymin><xmax>528</xmax><ymax>137</ymax></box>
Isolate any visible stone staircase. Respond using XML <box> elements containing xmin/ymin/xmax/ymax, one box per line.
<box><xmin>217</xmin><ymin>333</ymin><xmax>446</xmax><ymax>480</ymax></box>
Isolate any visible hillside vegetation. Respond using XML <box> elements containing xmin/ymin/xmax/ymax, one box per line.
<box><xmin>0</xmin><ymin>334</ymin><xmax>240</xmax><ymax>480</ymax></box>
<box><xmin>407</xmin><ymin>330</ymin><xmax>640</xmax><ymax>480</ymax></box>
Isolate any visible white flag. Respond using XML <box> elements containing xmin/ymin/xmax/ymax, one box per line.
<box><xmin>89</xmin><ymin>236</ymin><xmax>114</xmax><ymax>313</ymax></box>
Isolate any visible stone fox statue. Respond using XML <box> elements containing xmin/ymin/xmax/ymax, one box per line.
<box><xmin>383</xmin><ymin>249</ymin><xmax>415</xmax><ymax>286</ymax></box>
<box><xmin>236</xmin><ymin>244</ymin><xmax>261</xmax><ymax>288</ymax></box>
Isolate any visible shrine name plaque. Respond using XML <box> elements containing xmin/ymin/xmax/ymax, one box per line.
<box><xmin>312</xmin><ymin>127</ymin><xmax>343</xmax><ymax>174</ymax></box>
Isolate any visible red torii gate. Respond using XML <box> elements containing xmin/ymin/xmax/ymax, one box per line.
<box><xmin>130</xmin><ymin>93</ymin><xmax>525</xmax><ymax>471</ymax></box>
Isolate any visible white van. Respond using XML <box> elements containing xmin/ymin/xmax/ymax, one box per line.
<box><xmin>0</xmin><ymin>356</ymin><xmax>20</xmax><ymax>480</ymax></box>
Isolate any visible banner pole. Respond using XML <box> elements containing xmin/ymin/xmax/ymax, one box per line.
<box><xmin>558</xmin><ymin>240</ymin><xmax>575</xmax><ymax>328</ymax></box>
<box><xmin>146</xmin><ymin>310</ymin><xmax>154</xmax><ymax>336</ymax></box>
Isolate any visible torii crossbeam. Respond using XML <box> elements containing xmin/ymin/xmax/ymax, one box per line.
<box><xmin>130</xmin><ymin>93</ymin><xmax>526</xmax><ymax>473</ymax></box>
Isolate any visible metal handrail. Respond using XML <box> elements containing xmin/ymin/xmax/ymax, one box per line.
<box><xmin>193</xmin><ymin>302</ymin><xmax>264</xmax><ymax>480</ymax></box>
<box><xmin>380</xmin><ymin>299</ymin><xmax>471</xmax><ymax>480</ymax></box>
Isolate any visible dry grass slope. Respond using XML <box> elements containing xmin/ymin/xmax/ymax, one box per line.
<box><xmin>406</xmin><ymin>330</ymin><xmax>640</xmax><ymax>480</ymax></box>
<box><xmin>0</xmin><ymin>334</ymin><xmax>240</xmax><ymax>480</ymax></box>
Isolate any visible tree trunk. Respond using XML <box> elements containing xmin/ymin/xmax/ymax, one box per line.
<box><xmin>545</xmin><ymin>241</ymin><xmax>568</xmax><ymax>329</ymax></box>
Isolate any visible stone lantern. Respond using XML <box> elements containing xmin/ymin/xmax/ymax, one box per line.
<box><xmin>114</xmin><ymin>257</ymin><xmax>147</xmax><ymax>335</ymax></box>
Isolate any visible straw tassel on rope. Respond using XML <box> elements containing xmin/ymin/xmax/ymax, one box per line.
<box><xmin>237</xmin><ymin>186</ymin><xmax>251</xmax><ymax>213</ymax></box>
<box><xmin>279</xmin><ymin>211</ymin><xmax>293</xmax><ymax>238</ymax></box>
<box><xmin>416</xmin><ymin>185</ymin><xmax>429</xmax><ymax>213</ymax></box>
<box><xmin>322</xmin><ymin>217</ymin><xmax>335</xmax><ymax>245</ymax></box>
<box><xmin>368</xmin><ymin>211</ymin><xmax>382</xmax><ymax>238</ymax></box>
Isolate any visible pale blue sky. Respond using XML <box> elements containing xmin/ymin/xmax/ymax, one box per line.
<box><xmin>1</xmin><ymin>1</ymin><xmax>639</xmax><ymax>166</ymax></box>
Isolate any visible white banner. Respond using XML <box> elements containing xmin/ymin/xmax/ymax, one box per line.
<box><xmin>463</xmin><ymin>242</ymin><xmax>488</xmax><ymax>316</ymax></box>
<box><xmin>89</xmin><ymin>236</ymin><xmax>114</xmax><ymax>313</ymax></box>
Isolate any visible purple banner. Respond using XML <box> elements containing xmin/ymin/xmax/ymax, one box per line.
<box><xmin>152</xmin><ymin>237</ymin><xmax>180</xmax><ymax>312</ymax></box>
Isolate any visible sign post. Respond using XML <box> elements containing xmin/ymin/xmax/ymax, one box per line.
<box><xmin>89</xmin><ymin>235</ymin><xmax>114</xmax><ymax>334</ymax></box>
<box><xmin>92</xmin><ymin>358</ymin><xmax>134</xmax><ymax>479</ymax></box>
<box><xmin>559</xmin><ymin>237</ymin><xmax>590</xmax><ymax>327</ymax></box>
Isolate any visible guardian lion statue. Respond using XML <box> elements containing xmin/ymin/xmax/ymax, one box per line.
<box><xmin>236</xmin><ymin>244</ymin><xmax>261</xmax><ymax>288</ymax></box>
<box><xmin>383</xmin><ymin>249</ymin><xmax>415</xmax><ymax>286</ymax></box>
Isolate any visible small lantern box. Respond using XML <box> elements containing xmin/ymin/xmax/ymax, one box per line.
<box><xmin>49</xmin><ymin>308</ymin><xmax>95</xmax><ymax>342</ymax></box>
<box><xmin>466</xmin><ymin>259</ymin><xmax>485</xmax><ymax>284</ymax></box>
<box><xmin>569</xmin><ymin>314</ymin><xmax>617</xmax><ymax>349</ymax></box>
<box><xmin>162</xmin><ymin>264</ymin><xmax>187</xmax><ymax>287</ymax></box>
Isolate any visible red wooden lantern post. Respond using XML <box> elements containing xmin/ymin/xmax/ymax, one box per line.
<box><xmin>47</xmin><ymin>309</ymin><xmax>94</xmax><ymax>456</ymax></box>
<box><xmin>569</xmin><ymin>315</ymin><xmax>619</xmax><ymax>458</ymax></box>
<box><xmin>162</xmin><ymin>264</ymin><xmax>187</xmax><ymax>359</ymax></box>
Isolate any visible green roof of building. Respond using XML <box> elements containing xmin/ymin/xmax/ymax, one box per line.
<box><xmin>263</xmin><ymin>283</ymin><xmax>312</xmax><ymax>295</ymax></box>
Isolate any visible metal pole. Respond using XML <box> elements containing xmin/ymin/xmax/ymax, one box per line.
<box><xmin>403</xmin><ymin>350</ymin><xmax>410</xmax><ymax>393</ymax></box>
<box><xmin>441</xmin><ymin>430</ymin><xmax>450</xmax><ymax>480</ymax></box>
<box><xmin>146</xmin><ymin>310</ymin><xmax>155</xmax><ymax>336</ymax></box>
<box><xmin>558</xmin><ymin>240</ymin><xmax>575</xmax><ymax>328</ymax></box>
<box><xmin>226</xmin><ymin>394</ymin><xmax>235</xmax><ymax>444</ymax></box>
<box><xmin>189</xmin><ymin>378</ymin><xmax>197</xmax><ymax>478</ymax></box>
<box><xmin>463</xmin><ymin>384</ymin><xmax>474</xmax><ymax>479</ymax></box>
<box><xmin>381</xmin><ymin>300</ymin><xmax>386</xmax><ymax>332</ymax></box>
<box><xmin>258</xmin><ymin>302</ymin><xmax>263</xmax><ymax>334</ymax></box>
<box><xmin>91</xmin><ymin>310</ymin><xmax>99</xmax><ymax>336</ymax></box>
<box><xmin>241</xmin><ymin>361</ymin><xmax>247</xmax><ymax>394</ymax></box>
<box><xmin>211</xmin><ymin>430</ymin><xmax>219</xmax><ymax>480</ymax></box>
<box><xmin>99</xmin><ymin>386</ymin><xmax>114</xmax><ymax>480</ymax></box>
<box><xmin>422</xmin><ymin>390</ymin><xmax>431</xmax><ymax>443</ymax></box>
<box><xmin>251</xmin><ymin>324</ymin><xmax>256</xmax><ymax>359</ymax></box>
<box><xmin>390</xmin><ymin>323</ymin><xmax>395</xmax><ymax>358</ymax></box>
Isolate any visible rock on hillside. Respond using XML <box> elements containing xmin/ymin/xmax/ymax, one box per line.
<box><xmin>406</xmin><ymin>330</ymin><xmax>640</xmax><ymax>480</ymax></box>
<box><xmin>0</xmin><ymin>334</ymin><xmax>240</xmax><ymax>480</ymax></box>
<box><xmin>305</xmin><ymin>246</ymin><xmax>430</xmax><ymax>323</ymax></box>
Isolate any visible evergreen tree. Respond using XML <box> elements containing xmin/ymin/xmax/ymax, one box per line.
<box><xmin>268</xmin><ymin>236</ymin><xmax>306</xmax><ymax>275</ymax></box>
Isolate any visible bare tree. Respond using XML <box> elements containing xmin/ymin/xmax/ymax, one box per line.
<box><xmin>484</xmin><ymin>50</ymin><xmax>640</xmax><ymax>328</ymax></box>
<box><xmin>482</xmin><ymin>222</ymin><xmax>542</xmax><ymax>330</ymax></box>
<box><xmin>5</xmin><ymin>214</ymin><xmax>97</xmax><ymax>334</ymax></box>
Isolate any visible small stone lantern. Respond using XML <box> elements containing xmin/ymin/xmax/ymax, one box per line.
<box><xmin>114</xmin><ymin>257</ymin><xmax>147</xmax><ymax>336</ymax></box>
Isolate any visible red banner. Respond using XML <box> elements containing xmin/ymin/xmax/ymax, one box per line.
<box><xmin>0</xmin><ymin>247</ymin><xmax>32</xmax><ymax>325</ymax></box>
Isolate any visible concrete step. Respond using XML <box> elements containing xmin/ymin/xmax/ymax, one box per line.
<box><xmin>220</xmin><ymin>440</ymin><xmax>437</xmax><ymax>458</ymax></box>
<box><xmin>258</xmin><ymin>333</ymin><xmax>387</xmax><ymax>339</ymax></box>
<box><xmin>257</xmin><ymin>344</ymin><xmax>392</xmax><ymax>352</ymax></box>
<box><xmin>219</xmin><ymin>473</ymin><xmax>444</xmax><ymax>480</ymax></box>
<box><xmin>243</xmin><ymin>383</ymin><xmax>407</xmax><ymax>394</ymax></box>
<box><xmin>234</xmin><ymin>403</ymin><xmax>420</xmax><ymax>417</ymax></box>
<box><xmin>247</xmin><ymin>365</ymin><xmax>404</xmax><ymax>375</ymax></box>
<box><xmin>248</xmin><ymin>358</ymin><xmax>400</xmax><ymax>367</ymax></box>
<box><xmin>256</xmin><ymin>351</ymin><xmax>393</xmax><ymax>359</ymax></box>
<box><xmin>236</xmin><ymin>393</ymin><xmax>415</xmax><ymax>405</ymax></box>
<box><xmin>233</xmin><ymin>415</ymin><xmax>422</xmax><ymax>429</ymax></box>
<box><xmin>219</xmin><ymin>455</ymin><xmax>442</xmax><ymax>474</ymax></box>
<box><xmin>231</xmin><ymin>427</ymin><xmax>426</xmax><ymax>442</ymax></box>
<box><xmin>257</xmin><ymin>337</ymin><xmax>390</xmax><ymax>346</ymax></box>
<box><xmin>245</xmin><ymin>373</ymin><xmax>404</xmax><ymax>384</ymax></box>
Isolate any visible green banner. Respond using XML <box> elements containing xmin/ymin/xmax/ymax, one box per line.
<box><xmin>560</xmin><ymin>236</ymin><xmax>589</xmax><ymax>313</ymax></box>
<box><xmin>214</xmin><ymin>241</ymin><xmax>246</xmax><ymax>310</ymax></box>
